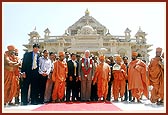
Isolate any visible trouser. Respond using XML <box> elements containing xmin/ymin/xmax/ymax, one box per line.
<box><xmin>66</xmin><ymin>81</ymin><xmax>76</xmax><ymax>101</ymax></box>
<box><xmin>21</xmin><ymin>69</ymin><xmax>40</xmax><ymax>104</ymax></box>
<box><xmin>124</xmin><ymin>81</ymin><xmax>132</xmax><ymax>101</ymax></box>
<box><xmin>39</xmin><ymin>74</ymin><xmax>48</xmax><ymax>103</ymax></box>
<box><xmin>44</xmin><ymin>78</ymin><xmax>54</xmax><ymax>102</ymax></box>
<box><xmin>106</xmin><ymin>82</ymin><xmax>112</xmax><ymax>101</ymax></box>
<box><xmin>75</xmin><ymin>80</ymin><xmax>81</xmax><ymax>101</ymax></box>
<box><xmin>81</xmin><ymin>79</ymin><xmax>92</xmax><ymax>101</ymax></box>
<box><xmin>91</xmin><ymin>82</ymin><xmax>98</xmax><ymax>101</ymax></box>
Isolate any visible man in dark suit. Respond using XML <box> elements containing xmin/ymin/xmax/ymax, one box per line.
<box><xmin>75</xmin><ymin>54</ymin><xmax>81</xmax><ymax>101</ymax></box>
<box><xmin>21</xmin><ymin>43</ymin><xmax>40</xmax><ymax>105</ymax></box>
<box><xmin>123</xmin><ymin>56</ymin><xmax>132</xmax><ymax>102</ymax></box>
<box><xmin>90</xmin><ymin>56</ymin><xmax>98</xmax><ymax>102</ymax></box>
<box><xmin>66</xmin><ymin>53</ymin><xmax>79</xmax><ymax>102</ymax></box>
<box><xmin>106</xmin><ymin>57</ymin><xmax>115</xmax><ymax>101</ymax></box>
<box><xmin>78</xmin><ymin>50</ymin><xmax>95</xmax><ymax>102</ymax></box>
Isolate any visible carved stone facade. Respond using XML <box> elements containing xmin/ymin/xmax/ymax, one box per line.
<box><xmin>23</xmin><ymin>9</ymin><xmax>152</xmax><ymax>63</ymax></box>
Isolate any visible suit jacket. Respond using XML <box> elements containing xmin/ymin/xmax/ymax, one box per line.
<box><xmin>21</xmin><ymin>51</ymin><xmax>40</xmax><ymax>77</ymax></box>
<box><xmin>78</xmin><ymin>58</ymin><xmax>95</xmax><ymax>81</ymax></box>
<box><xmin>109</xmin><ymin>62</ymin><xmax>115</xmax><ymax>82</ymax></box>
<box><xmin>67</xmin><ymin>60</ymin><xmax>79</xmax><ymax>82</ymax></box>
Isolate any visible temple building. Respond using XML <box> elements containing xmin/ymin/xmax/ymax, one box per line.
<box><xmin>23</xmin><ymin>9</ymin><xmax>152</xmax><ymax>63</ymax></box>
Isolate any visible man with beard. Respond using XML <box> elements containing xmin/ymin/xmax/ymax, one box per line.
<box><xmin>128</xmin><ymin>52</ymin><xmax>148</xmax><ymax>103</ymax></box>
<box><xmin>4</xmin><ymin>45</ymin><xmax>20</xmax><ymax>106</ymax></box>
<box><xmin>148</xmin><ymin>47</ymin><xmax>164</xmax><ymax>105</ymax></box>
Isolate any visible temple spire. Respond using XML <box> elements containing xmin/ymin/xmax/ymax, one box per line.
<box><xmin>85</xmin><ymin>8</ymin><xmax>90</xmax><ymax>16</ymax></box>
<box><xmin>34</xmin><ymin>26</ymin><xmax>36</xmax><ymax>31</ymax></box>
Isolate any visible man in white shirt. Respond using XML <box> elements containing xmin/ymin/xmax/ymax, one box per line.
<box><xmin>44</xmin><ymin>52</ymin><xmax>56</xmax><ymax>103</ymax></box>
<box><xmin>39</xmin><ymin>50</ymin><xmax>52</xmax><ymax>104</ymax></box>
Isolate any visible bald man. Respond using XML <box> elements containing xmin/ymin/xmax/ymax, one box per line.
<box><xmin>52</xmin><ymin>52</ymin><xmax>68</xmax><ymax>103</ymax></box>
<box><xmin>93</xmin><ymin>55</ymin><xmax>111</xmax><ymax>102</ymax></box>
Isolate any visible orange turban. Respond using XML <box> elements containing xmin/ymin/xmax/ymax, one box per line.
<box><xmin>115</xmin><ymin>56</ymin><xmax>122</xmax><ymax>62</ymax></box>
<box><xmin>132</xmin><ymin>52</ymin><xmax>138</xmax><ymax>57</ymax></box>
<box><xmin>59</xmin><ymin>51</ymin><xmax>65</xmax><ymax>57</ymax></box>
<box><xmin>99</xmin><ymin>55</ymin><xmax>105</xmax><ymax>60</ymax></box>
<box><xmin>156</xmin><ymin>47</ymin><xmax>162</xmax><ymax>52</ymax></box>
<box><xmin>7</xmin><ymin>45</ymin><xmax>15</xmax><ymax>51</ymax></box>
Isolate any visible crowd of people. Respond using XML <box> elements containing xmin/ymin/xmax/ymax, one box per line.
<box><xmin>4</xmin><ymin>44</ymin><xmax>164</xmax><ymax>107</ymax></box>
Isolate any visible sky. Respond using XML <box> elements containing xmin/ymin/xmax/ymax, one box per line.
<box><xmin>2</xmin><ymin>2</ymin><xmax>166</xmax><ymax>60</ymax></box>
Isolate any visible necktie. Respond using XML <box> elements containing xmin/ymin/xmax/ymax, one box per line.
<box><xmin>33</xmin><ymin>54</ymin><xmax>37</xmax><ymax>69</ymax></box>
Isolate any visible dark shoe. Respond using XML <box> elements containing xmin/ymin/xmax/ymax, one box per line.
<box><xmin>15</xmin><ymin>97</ymin><xmax>20</xmax><ymax>104</ymax></box>
<box><xmin>39</xmin><ymin>101</ymin><xmax>44</xmax><ymax>104</ymax></box>
<box><xmin>66</xmin><ymin>100</ymin><xmax>70</xmax><ymax>102</ymax></box>
<box><xmin>131</xmin><ymin>98</ymin><xmax>135</xmax><ymax>102</ymax></box>
<box><xmin>21</xmin><ymin>102</ymin><xmax>27</xmax><ymax>106</ymax></box>
<box><xmin>157</xmin><ymin>101</ymin><xmax>164</xmax><ymax>105</ymax></box>
<box><xmin>86</xmin><ymin>100</ymin><xmax>91</xmax><ymax>102</ymax></box>
<box><xmin>31</xmin><ymin>102</ymin><xmax>38</xmax><ymax>105</ymax></box>
<box><xmin>129</xmin><ymin>98</ymin><xmax>132</xmax><ymax>101</ymax></box>
<box><xmin>81</xmin><ymin>100</ymin><xmax>85</xmax><ymax>102</ymax></box>
<box><xmin>8</xmin><ymin>103</ymin><xmax>16</xmax><ymax>106</ymax></box>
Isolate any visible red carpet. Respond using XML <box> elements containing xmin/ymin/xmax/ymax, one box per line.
<box><xmin>33</xmin><ymin>102</ymin><xmax>121</xmax><ymax>111</ymax></box>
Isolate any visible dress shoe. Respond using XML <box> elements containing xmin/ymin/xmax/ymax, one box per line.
<box><xmin>86</xmin><ymin>99</ymin><xmax>91</xmax><ymax>102</ymax></box>
<box><xmin>21</xmin><ymin>102</ymin><xmax>28</xmax><ymax>106</ymax></box>
<box><xmin>156</xmin><ymin>101</ymin><xmax>163</xmax><ymax>105</ymax></box>
<box><xmin>39</xmin><ymin>101</ymin><xmax>44</xmax><ymax>104</ymax></box>
<box><xmin>8</xmin><ymin>103</ymin><xmax>16</xmax><ymax>106</ymax></box>
<box><xmin>31</xmin><ymin>102</ymin><xmax>38</xmax><ymax>105</ymax></box>
<box><xmin>81</xmin><ymin>100</ymin><xmax>85</xmax><ymax>102</ymax></box>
